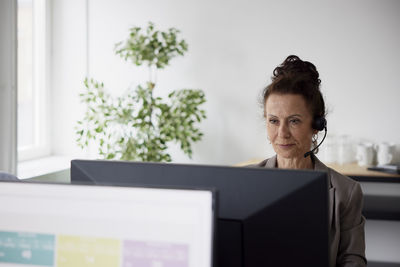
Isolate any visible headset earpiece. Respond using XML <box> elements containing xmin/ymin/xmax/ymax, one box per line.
<box><xmin>312</xmin><ymin>116</ymin><xmax>327</xmax><ymax>131</ymax></box>
<box><xmin>304</xmin><ymin>116</ymin><xmax>327</xmax><ymax>158</ymax></box>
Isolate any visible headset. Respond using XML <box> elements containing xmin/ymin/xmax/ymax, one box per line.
<box><xmin>304</xmin><ymin>116</ymin><xmax>327</xmax><ymax>158</ymax></box>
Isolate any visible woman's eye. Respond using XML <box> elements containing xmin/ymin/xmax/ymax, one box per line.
<box><xmin>290</xmin><ymin>119</ymin><xmax>300</xmax><ymax>124</ymax></box>
<box><xmin>269</xmin><ymin>119</ymin><xmax>278</xmax><ymax>124</ymax></box>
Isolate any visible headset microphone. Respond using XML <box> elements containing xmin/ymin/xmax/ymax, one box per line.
<box><xmin>304</xmin><ymin>117</ymin><xmax>327</xmax><ymax>158</ymax></box>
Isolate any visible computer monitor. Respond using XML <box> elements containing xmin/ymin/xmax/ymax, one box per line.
<box><xmin>0</xmin><ymin>181</ymin><xmax>215</xmax><ymax>267</ymax></box>
<box><xmin>71</xmin><ymin>160</ymin><xmax>329</xmax><ymax>267</ymax></box>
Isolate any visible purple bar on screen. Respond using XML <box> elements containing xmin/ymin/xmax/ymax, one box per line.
<box><xmin>123</xmin><ymin>240</ymin><xmax>189</xmax><ymax>267</ymax></box>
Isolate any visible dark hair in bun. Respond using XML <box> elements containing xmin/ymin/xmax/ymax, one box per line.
<box><xmin>262</xmin><ymin>55</ymin><xmax>326</xmax><ymax>120</ymax></box>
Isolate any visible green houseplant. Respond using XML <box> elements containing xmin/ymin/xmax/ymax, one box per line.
<box><xmin>76</xmin><ymin>22</ymin><xmax>206</xmax><ymax>162</ymax></box>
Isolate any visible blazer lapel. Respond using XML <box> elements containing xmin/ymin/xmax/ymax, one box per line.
<box><xmin>329</xmin><ymin>187</ymin><xmax>335</xmax><ymax>228</ymax></box>
<box><xmin>313</xmin><ymin>155</ymin><xmax>335</xmax><ymax>227</ymax></box>
<box><xmin>264</xmin><ymin>155</ymin><xmax>277</xmax><ymax>168</ymax></box>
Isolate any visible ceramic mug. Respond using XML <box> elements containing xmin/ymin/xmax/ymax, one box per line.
<box><xmin>323</xmin><ymin>135</ymin><xmax>338</xmax><ymax>164</ymax></box>
<box><xmin>337</xmin><ymin>135</ymin><xmax>355</xmax><ymax>165</ymax></box>
<box><xmin>376</xmin><ymin>142</ymin><xmax>395</xmax><ymax>165</ymax></box>
<box><xmin>356</xmin><ymin>143</ymin><xmax>375</xmax><ymax>166</ymax></box>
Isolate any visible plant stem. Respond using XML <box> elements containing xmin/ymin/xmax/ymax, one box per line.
<box><xmin>148</xmin><ymin>65</ymin><xmax>157</xmax><ymax>84</ymax></box>
<box><xmin>147</xmin><ymin>81</ymin><xmax>155</xmax><ymax>158</ymax></box>
<box><xmin>149</xmin><ymin>66</ymin><xmax>152</xmax><ymax>83</ymax></box>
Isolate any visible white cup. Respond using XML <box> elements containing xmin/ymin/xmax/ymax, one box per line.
<box><xmin>322</xmin><ymin>135</ymin><xmax>338</xmax><ymax>164</ymax></box>
<box><xmin>337</xmin><ymin>135</ymin><xmax>355</xmax><ymax>165</ymax></box>
<box><xmin>376</xmin><ymin>142</ymin><xmax>395</xmax><ymax>165</ymax></box>
<box><xmin>356</xmin><ymin>143</ymin><xmax>375</xmax><ymax>166</ymax></box>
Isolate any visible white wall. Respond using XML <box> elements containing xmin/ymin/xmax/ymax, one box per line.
<box><xmin>51</xmin><ymin>0</ymin><xmax>400</xmax><ymax>165</ymax></box>
<box><xmin>51</xmin><ymin>0</ymin><xmax>88</xmax><ymax>159</ymax></box>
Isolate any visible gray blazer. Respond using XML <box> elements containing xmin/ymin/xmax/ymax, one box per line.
<box><xmin>257</xmin><ymin>155</ymin><xmax>367</xmax><ymax>267</ymax></box>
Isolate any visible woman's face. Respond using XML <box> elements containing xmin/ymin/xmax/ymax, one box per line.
<box><xmin>265</xmin><ymin>93</ymin><xmax>315</xmax><ymax>159</ymax></box>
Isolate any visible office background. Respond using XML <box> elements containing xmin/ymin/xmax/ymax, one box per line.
<box><xmin>1</xmin><ymin>0</ymin><xmax>400</xmax><ymax>266</ymax></box>
<box><xmin>50</xmin><ymin>0</ymin><xmax>400</xmax><ymax>165</ymax></box>
<box><xmin>46</xmin><ymin>2</ymin><xmax>400</xmax><ymax>265</ymax></box>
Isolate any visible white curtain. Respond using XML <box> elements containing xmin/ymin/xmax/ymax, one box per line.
<box><xmin>0</xmin><ymin>0</ymin><xmax>17</xmax><ymax>174</ymax></box>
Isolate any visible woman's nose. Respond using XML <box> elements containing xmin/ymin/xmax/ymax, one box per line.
<box><xmin>278</xmin><ymin>123</ymin><xmax>291</xmax><ymax>138</ymax></box>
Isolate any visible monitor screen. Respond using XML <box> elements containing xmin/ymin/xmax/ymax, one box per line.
<box><xmin>71</xmin><ymin>160</ymin><xmax>329</xmax><ymax>267</ymax></box>
<box><xmin>0</xmin><ymin>181</ymin><xmax>215</xmax><ymax>267</ymax></box>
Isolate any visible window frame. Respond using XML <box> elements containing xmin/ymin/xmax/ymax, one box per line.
<box><xmin>17</xmin><ymin>0</ymin><xmax>51</xmax><ymax>162</ymax></box>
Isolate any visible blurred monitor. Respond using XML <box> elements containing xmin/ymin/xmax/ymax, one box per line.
<box><xmin>71</xmin><ymin>160</ymin><xmax>329</xmax><ymax>267</ymax></box>
<box><xmin>0</xmin><ymin>181</ymin><xmax>215</xmax><ymax>267</ymax></box>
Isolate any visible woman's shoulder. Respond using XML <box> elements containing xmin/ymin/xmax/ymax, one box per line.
<box><xmin>246</xmin><ymin>156</ymin><xmax>276</xmax><ymax>168</ymax></box>
<box><xmin>256</xmin><ymin>158</ymin><xmax>269</xmax><ymax>167</ymax></box>
<box><xmin>314</xmin><ymin>156</ymin><xmax>362</xmax><ymax>199</ymax></box>
<box><xmin>258</xmin><ymin>156</ymin><xmax>277</xmax><ymax>168</ymax></box>
<box><xmin>330</xmin><ymin>168</ymin><xmax>361</xmax><ymax>201</ymax></box>
<box><xmin>328</xmin><ymin>167</ymin><xmax>358</xmax><ymax>188</ymax></box>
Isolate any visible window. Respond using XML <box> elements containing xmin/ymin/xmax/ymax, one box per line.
<box><xmin>17</xmin><ymin>0</ymin><xmax>50</xmax><ymax>161</ymax></box>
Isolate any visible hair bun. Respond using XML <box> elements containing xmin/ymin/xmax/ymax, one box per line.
<box><xmin>262</xmin><ymin>55</ymin><xmax>326</xmax><ymax>129</ymax></box>
<box><xmin>272</xmin><ymin>55</ymin><xmax>321</xmax><ymax>86</ymax></box>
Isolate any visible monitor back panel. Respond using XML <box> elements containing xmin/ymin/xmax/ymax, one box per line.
<box><xmin>71</xmin><ymin>160</ymin><xmax>329</xmax><ymax>267</ymax></box>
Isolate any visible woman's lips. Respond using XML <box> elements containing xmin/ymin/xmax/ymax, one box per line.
<box><xmin>278</xmin><ymin>144</ymin><xmax>295</xmax><ymax>148</ymax></box>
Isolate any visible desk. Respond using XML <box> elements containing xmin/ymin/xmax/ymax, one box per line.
<box><xmin>326</xmin><ymin>163</ymin><xmax>400</xmax><ymax>183</ymax></box>
<box><xmin>237</xmin><ymin>159</ymin><xmax>400</xmax><ymax>183</ymax></box>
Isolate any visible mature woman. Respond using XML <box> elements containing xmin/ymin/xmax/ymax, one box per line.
<box><xmin>258</xmin><ymin>55</ymin><xmax>366</xmax><ymax>267</ymax></box>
